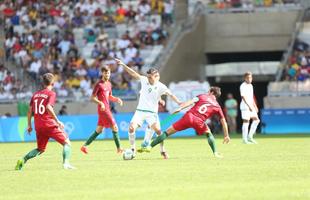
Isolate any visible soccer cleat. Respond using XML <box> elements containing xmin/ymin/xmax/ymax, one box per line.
<box><xmin>248</xmin><ymin>138</ymin><xmax>257</xmax><ymax>144</ymax></box>
<box><xmin>243</xmin><ymin>140</ymin><xmax>252</xmax><ymax>144</ymax></box>
<box><xmin>63</xmin><ymin>163</ymin><xmax>76</xmax><ymax>170</ymax></box>
<box><xmin>15</xmin><ymin>159</ymin><xmax>24</xmax><ymax>170</ymax></box>
<box><xmin>117</xmin><ymin>148</ymin><xmax>124</xmax><ymax>154</ymax></box>
<box><xmin>160</xmin><ymin>151</ymin><xmax>169</xmax><ymax>159</ymax></box>
<box><xmin>214</xmin><ymin>152</ymin><xmax>223</xmax><ymax>158</ymax></box>
<box><xmin>80</xmin><ymin>146</ymin><xmax>88</xmax><ymax>154</ymax></box>
<box><xmin>137</xmin><ymin>146</ymin><xmax>151</xmax><ymax>153</ymax></box>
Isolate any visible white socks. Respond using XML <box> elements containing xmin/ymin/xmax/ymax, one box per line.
<box><xmin>128</xmin><ymin>131</ymin><xmax>136</xmax><ymax>150</ymax></box>
<box><xmin>242</xmin><ymin>122</ymin><xmax>249</xmax><ymax>142</ymax></box>
<box><xmin>249</xmin><ymin>120</ymin><xmax>259</xmax><ymax>139</ymax></box>
<box><xmin>143</xmin><ymin>127</ymin><xmax>154</xmax><ymax>146</ymax></box>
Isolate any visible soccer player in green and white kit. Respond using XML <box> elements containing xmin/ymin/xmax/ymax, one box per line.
<box><xmin>115</xmin><ymin>58</ymin><xmax>182</xmax><ymax>159</ymax></box>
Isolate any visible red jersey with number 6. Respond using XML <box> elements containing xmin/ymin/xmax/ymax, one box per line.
<box><xmin>188</xmin><ymin>94</ymin><xmax>225</xmax><ymax>121</ymax></box>
<box><xmin>29</xmin><ymin>88</ymin><xmax>57</xmax><ymax>130</ymax></box>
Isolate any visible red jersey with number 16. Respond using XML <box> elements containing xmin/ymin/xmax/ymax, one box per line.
<box><xmin>29</xmin><ymin>88</ymin><xmax>57</xmax><ymax>130</ymax></box>
<box><xmin>187</xmin><ymin>94</ymin><xmax>225</xmax><ymax>121</ymax></box>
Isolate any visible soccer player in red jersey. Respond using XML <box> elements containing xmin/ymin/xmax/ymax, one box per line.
<box><xmin>15</xmin><ymin>73</ymin><xmax>75</xmax><ymax>170</ymax></box>
<box><xmin>80</xmin><ymin>66</ymin><xmax>124</xmax><ymax>154</ymax></box>
<box><xmin>150</xmin><ymin>87</ymin><xmax>230</xmax><ymax>158</ymax></box>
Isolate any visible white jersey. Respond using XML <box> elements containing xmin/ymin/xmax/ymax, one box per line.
<box><xmin>136</xmin><ymin>76</ymin><xmax>170</xmax><ymax>113</ymax></box>
<box><xmin>240</xmin><ymin>81</ymin><xmax>254</xmax><ymax>111</ymax></box>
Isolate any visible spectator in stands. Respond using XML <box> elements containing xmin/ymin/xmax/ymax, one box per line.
<box><xmin>28</xmin><ymin>57</ymin><xmax>41</xmax><ymax>81</ymax></box>
<box><xmin>225</xmin><ymin>93</ymin><xmax>238</xmax><ymax>134</ymax></box>
<box><xmin>59</xmin><ymin>105</ymin><xmax>68</xmax><ymax>115</ymax></box>
<box><xmin>138</xmin><ymin>0</ymin><xmax>151</xmax><ymax>16</ymax></box>
<box><xmin>126</xmin><ymin>5</ymin><xmax>137</xmax><ymax>24</ymax></box>
<box><xmin>0</xmin><ymin>87</ymin><xmax>9</xmax><ymax>100</ymax></box>
<box><xmin>163</xmin><ymin>0</ymin><xmax>174</xmax><ymax>25</ymax></box>
<box><xmin>1</xmin><ymin>0</ymin><xmax>172</xmax><ymax>102</ymax></box>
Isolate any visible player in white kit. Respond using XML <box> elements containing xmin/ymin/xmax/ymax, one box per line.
<box><xmin>115</xmin><ymin>58</ymin><xmax>182</xmax><ymax>159</ymax></box>
<box><xmin>240</xmin><ymin>72</ymin><xmax>260</xmax><ymax>144</ymax></box>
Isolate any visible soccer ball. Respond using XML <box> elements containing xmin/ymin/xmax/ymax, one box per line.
<box><xmin>123</xmin><ymin>149</ymin><xmax>134</xmax><ymax>160</ymax></box>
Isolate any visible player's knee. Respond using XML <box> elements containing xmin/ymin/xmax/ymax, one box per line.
<box><xmin>129</xmin><ymin>126</ymin><xmax>135</xmax><ymax>133</ymax></box>
<box><xmin>96</xmin><ymin>128</ymin><xmax>103</xmax><ymax>133</ymax></box>
<box><xmin>155</xmin><ymin>129</ymin><xmax>161</xmax><ymax>135</ymax></box>
<box><xmin>64</xmin><ymin>140</ymin><xmax>71</xmax><ymax>146</ymax></box>
<box><xmin>38</xmin><ymin>149</ymin><xmax>45</xmax><ymax>154</ymax></box>
<box><xmin>112</xmin><ymin>126</ymin><xmax>119</xmax><ymax>133</ymax></box>
<box><xmin>254</xmin><ymin>119</ymin><xmax>260</xmax><ymax>124</ymax></box>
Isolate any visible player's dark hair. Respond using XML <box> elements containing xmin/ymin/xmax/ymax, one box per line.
<box><xmin>244</xmin><ymin>71</ymin><xmax>252</xmax><ymax>78</ymax></box>
<box><xmin>101</xmin><ymin>65</ymin><xmax>110</xmax><ymax>72</ymax></box>
<box><xmin>209</xmin><ymin>86</ymin><xmax>221</xmax><ymax>98</ymax></box>
<box><xmin>42</xmin><ymin>73</ymin><xmax>54</xmax><ymax>86</ymax></box>
<box><xmin>146</xmin><ymin>68</ymin><xmax>158</xmax><ymax>75</ymax></box>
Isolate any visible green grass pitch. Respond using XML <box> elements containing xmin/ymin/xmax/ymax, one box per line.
<box><xmin>1</xmin><ymin>134</ymin><xmax>310</xmax><ymax>200</ymax></box>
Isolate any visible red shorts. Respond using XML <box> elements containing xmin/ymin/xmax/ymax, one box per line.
<box><xmin>36</xmin><ymin>126</ymin><xmax>68</xmax><ymax>151</ymax></box>
<box><xmin>98</xmin><ymin>111</ymin><xmax>116</xmax><ymax>128</ymax></box>
<box><xmin>172</xmin><ymin>112</ymin><xmax>209</xmax><ymax>135</ymax></box>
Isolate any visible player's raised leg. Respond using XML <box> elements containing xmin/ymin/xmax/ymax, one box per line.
<box><xmin>111</xmin><ymin>124</ymin><xmax>123</xmax><ymax>153</ymax></box>
<box><xmin>81</xmin><ymin>126</ymin><xmax>103</xmax><ymax>154</ymax></box>
<box><xmin>151</xmin><ymin>126</ymin><xmax>176</xmax><ymax>148</ymax></box>
<box><xmin>141</xmin><ymin>126</ymin><xmax>154</xmax><ymax>148</ymax></box>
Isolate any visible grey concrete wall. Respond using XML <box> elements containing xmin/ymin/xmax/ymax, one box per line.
<box><xmin>264</xmin><ymin>96</ymin><xmax>310</xmax><ymax>109</ymax></box>
<box><xmin>160</xmin><ymin>15</ymin><xmax>206</xmax><ymax>84</ymax></box>
<box><xmin>205</xmin><ymin>11</ymin><xmax>300</xmax><ymax>53</ymax></box>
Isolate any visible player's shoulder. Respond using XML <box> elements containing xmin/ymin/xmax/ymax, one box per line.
<box><xmin>140</xmin><ymin>75</ymin><xmax>148</xmax><ymax>82</ymax></box>
<box><xmin>197</xmin><ymin>93</ymin><xmax>208</xmax><ymax>99</ymax></box>
<box><xmin>158</xmin><ymin>81</ymin><xmax>168</xmax><ymax>88</ymax></box>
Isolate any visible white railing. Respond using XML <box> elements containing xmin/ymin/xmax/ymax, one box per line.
<box><xmin>268</xmin><ymin>80</ymin><xmax>310</xmax><ymax>96</ymax></box>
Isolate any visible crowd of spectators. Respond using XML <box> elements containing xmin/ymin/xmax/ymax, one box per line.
<box><xmin>1</xmin><ymin>0</ymin><xmax>175</xmax><ymax>102</ymax></box>
<box><xmin>282</xmin><ymin>40</ymin><xmax>310</xmax><ymax>81</ymax></box>
<box><xmin>0</xmin><ymin>63</ymin><xmax>32</xmax><ymax>101</ymax></box>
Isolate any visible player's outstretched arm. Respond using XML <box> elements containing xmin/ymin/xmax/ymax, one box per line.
<box><xmin>165</xmin><ymin>91</ymin><xmax>182</xmax><ymax>106</ymax></box>
<box><xmin>172</xmin><ymin>99</ymin><xmax>195</xmax><ymax>114</ymax></box>
<box><xmin>46</xmin><ymin>104</ymin><xmax>64</xmax><ymax>129</ymax></box>
<box><xmin>220</xmin><ymin>118</ymin><xmax>230</xmax><ymax>144</ymax></box>
<box><xmin>114</xmin><ymin>58</ymin><xmax>141</xmax><ymax>80</ymax></box>
<box><xmin>27</xmin><ymin>106</ymin><xmax>33</xmax><ymax>134</ymax></box>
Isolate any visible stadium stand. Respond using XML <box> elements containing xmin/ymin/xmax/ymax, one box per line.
<box><xmin>0</xmin><ymin>0</ymin><xmax>173</xmax><ymax>103</ymax></box>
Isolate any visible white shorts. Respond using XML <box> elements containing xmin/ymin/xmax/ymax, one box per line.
<box><xmin>131</xmin><ymin>110</ymin><xmax>160</xmax><ymax>127</ymax></box>
<box><xmin>241</xmin><ymin>110</ymin><xmax>258</xmax><ymax>120</ymax></box>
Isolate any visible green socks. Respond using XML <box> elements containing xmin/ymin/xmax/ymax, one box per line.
<box><xmin>112</xmin><ymin>131</ymin><xmax>121</xmax><ymax>149</ymax></box>
<box><xmin>63</xmin><ymin>144</ymin><xmax>71</xmax><ymax>164</ymax></box>
<box><xmin>151</xmin><ymin>132</ymin><xmax>168</xmax><ymax>147</ymax></box>
<box><xmin>206</xmin><ymin>133</ymin><xmax>217</xmax><ymax>153</ymax></box>
<box><xmin>23</xmin><ymin>148</ymin><xmax>41</xmax><ymax>163</ymax></box>
<box><xmin>84</xmin><ymin>131</ymin><xmax>100</xmax><ymax>146</ymax></box>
